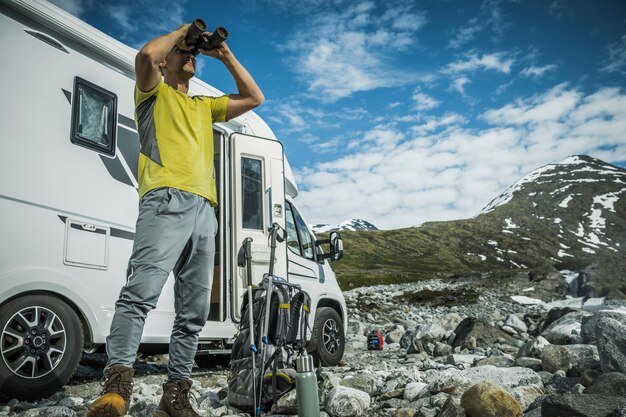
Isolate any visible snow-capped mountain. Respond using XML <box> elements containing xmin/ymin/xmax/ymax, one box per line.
<box><xmin>331</xmin><ymin>155</ymin><xmax>626</xmax><ymax>297</ymax></box>
<box><xmin>311</xmin><ymin>219</ymin><xmax>378</xmax><ymax>234</ymax></box>
<box><xmin>480</xmin><ymin>155</ymin><xmax>625</xmax><ymax>257</ymax></box>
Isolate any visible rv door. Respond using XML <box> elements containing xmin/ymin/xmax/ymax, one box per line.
<box><xmin>230</xmin><ymin>133</ymin><xmax>286</xmax><ymax>320</ymax></box>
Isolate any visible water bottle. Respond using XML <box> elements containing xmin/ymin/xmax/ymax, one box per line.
<box><xmin>295</xmin><ymin>352</ymin><xmax>320</xmax><ymax>417</ymax></box>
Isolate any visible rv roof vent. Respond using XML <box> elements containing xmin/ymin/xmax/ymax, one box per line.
<box><xmin>25</xmin><ymin>29</ymin><xmax>69</xmax><ymax>54</ymax></box>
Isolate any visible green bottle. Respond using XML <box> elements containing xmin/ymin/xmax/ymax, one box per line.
<box><xmin>295</xmin><ymin>352</ymin><xmax>320</xmax><ymax>417</ymax></box>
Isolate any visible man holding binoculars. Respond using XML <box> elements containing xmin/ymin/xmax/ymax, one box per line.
<box><xmin>87</xmin><ymin>21</ymin><xmax>264</xmax><ymax>417</ymax></box>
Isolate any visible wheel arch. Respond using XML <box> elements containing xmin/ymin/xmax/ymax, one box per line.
<box><xmin>0</xmin><ymin>289</ymin><xmax>94</xmax><ymax>350</ymax></box>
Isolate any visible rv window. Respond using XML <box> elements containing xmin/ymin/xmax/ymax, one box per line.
<box><xmin>242</xmin><ymin>157</ymin><xmax>263</xmax><ymax>230</ymax></box>
<box><xmin>285</xmin><ymin>202</ymin><xmax>302</xmax><ymax>256</ymax></box>
<box><xmin>70</xmin><ymin>77</ymin><xmax>117</xmax><ymax>156</ymax></box>
<box><xmin>289</xmin><ymin>203</ymin><xmax>315</xmax><ymax>260</ymax></box>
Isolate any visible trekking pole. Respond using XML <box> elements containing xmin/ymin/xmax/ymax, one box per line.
<box><xmin>267</xmin><ymin>222</ymin><xmax>285</xmax><ymax>277</ymax></box>
<box><xmin>241</xmin><ymin>237</ymin><xmax>259</xmax><ymax>416</ymax></box>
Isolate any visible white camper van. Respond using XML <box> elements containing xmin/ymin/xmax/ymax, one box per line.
<box><xmin>0</xmin><ymin>0</ymin><xmax>347</xmax><ymax>401</ymax></box>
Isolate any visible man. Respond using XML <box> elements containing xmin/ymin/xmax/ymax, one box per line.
<box><xmin>87</xmin><ymin>23</ymin><xmax>264</xmax><ymax>417</ymax></box>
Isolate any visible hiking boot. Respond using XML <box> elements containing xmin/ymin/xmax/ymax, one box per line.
<box><xmin>153</xmin><ymin>379</ymin><xmax>201</xmax><ymax>417</ymax></box>
<box><xmin>87</xmin><ymin>365</ymin><xmax>134</xmax><ymax>417</ymax></box>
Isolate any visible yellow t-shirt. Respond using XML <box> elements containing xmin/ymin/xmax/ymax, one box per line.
<box><xmin>134</xmin><ymin>80</ymin><xmax>228</xmax><ymax>205</ymax></box>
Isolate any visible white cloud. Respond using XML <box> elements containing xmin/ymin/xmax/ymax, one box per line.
<box><xmin>448</xmin><ymin>0</ymin><xmax>510</xmax><ymax>49</ymax></box>
<box><xmin>295</xmin><ymin>84</ymin><xmax>626</xmax><ymax>229</ymax></box>
<box><xmin>413</xmin><ymin>90</ymin><xmax>441</xmax><ymax>111</ymax></box>
<box><xmin>600</xmin><ymin>34</ymin><xmax>626</xmax><ymax>75</ymax></box>
<box><xmin>521</xmin><ymin>64</ymin><xmax>558</xmax><ymax>78</ymax></box>
<box><xmin>483</xmin><ymin>83</ymin><xmax>580</xmax><ymax>125</ymax></box>
<box><xmin>445</xmin><ymin>52</ymin><xmax>514</xmax><ymax>74</ymax></box>
<box><xmin>281</xmin><ymin>2</ymin><xmax>427</xmax><ymax>101</ymax></box>
<box><xmin>451</xmin><ymin>76</ymin><xmax>471</xmax><ymax>95</ymax></box>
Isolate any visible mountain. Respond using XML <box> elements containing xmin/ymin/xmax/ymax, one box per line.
<box><xmin>311</xmin><ymin>219</ymin><xmax>378</xmax><ymax>233</ymax></box>
<box><xmin>329</xmin><ymin>155</ymin><xmax>626</xmax><ymax>298</ymax></box>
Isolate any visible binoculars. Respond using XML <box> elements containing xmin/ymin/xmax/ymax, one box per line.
<box><xmin>185</xmin><ymin>19</ymin><xmax>228</xmax><ymax>54</ymax></box>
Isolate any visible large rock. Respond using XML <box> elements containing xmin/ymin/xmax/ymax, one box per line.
<box><xmin>462</xmin><ymin>366</ymin><xmax>543</xmax><ymax>390</ymax></box>
<box><xmin>508</xmin><ymin>385</ymin><xmax>543</xmax><ymax>412</ymax></box>
<box><xmin>595</xmin><ymin>317</ymin><xmax>626</xmax><ymax>373</ymax></box>
<box><xmin>541</xmin><ymin>394</ymin><xmax>626</xmax><ymax>417</ymax></box>
<box><xmin>460</xmin><ymin>382</ymin><xmax>522</xmax><ymax>417</ymax></box>
<box><xmin>326</xmin><ymin>386</ymin><xmax>371</xmax><ymax>417</ymax></box>
<box><xmin>540</xmin><ymin>344</ymin><xmax>600</xmax><ymax>376</ymax></box>
<box><xmin>541</xmin><ymin>311</ymin><xmax>589</xmax><ymax>345</ymax></box>
<box><xmin>426</xmin><ymin>366</ymin><xmax>542</xmax><ymax>397</ymax></box>
<box><xmin>504</xmin><ymin>314</ymin><xmax>528</xmax><ymax>334</ymax></box>
<box><xmin>414</xmin><ymin>313</ymin><xmax>463</xmax><ymax>344</ymax></box>
<box><xmin>340</xmin><ymin>373</ymin><xmax>381</xmax><ymax>396</ymax></box>
<box><xmin>436</xmin><ymin>397</ymin><xmax>465</xmax><ymax>417</ymax></box>
<box><xmin>274</xmin><ymin>389</ymin><xmax>298</xmax><ymax>414</ymax></box>
<box><xmin>585</xmin><ymin>372</ymin><xmax>626</xmax><ymax>396</ymax></box>
<box><xmin>541</xmin><ymin>307</ymin><xmax>579</xmax><ymax>332</ymax></box>
<box><xmin>452</xmin><ymin>318</ymin><xmax>514</xmax><ymax>349</ymax></box>
<box><xmin>516</xmin><ymin>336</ymin><xmax>550</xmax><ymax>359</ymax></box>
<box><xmin>404</xmin><ymin>382</ymin><xmax>428</xmax><ymax>401</ymax></box>
<box><xmin>580</xmin><ymin>310</ymin><xmax>626</xmax><ymax>344</ymax></box>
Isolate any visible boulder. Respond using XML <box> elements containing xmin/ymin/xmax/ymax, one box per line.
<box><xmin>541</xmin><ymin>394</ymin><xmax>626</xmax><ymax>417</ymax></box>
<box><xmin>595</xmin><ymin>317</ymin><xmax>626</xmax><ymax>373</ymax></box>
<box><xmin>404</xmin><ymin>382</ymin><xmax>428</xmax><ymax>401</ymax></box>
<box><xmin>585</xmin><ymin>372</ymin><xmax>626</xmax><ymax>396</ymax></box>
<box><xmin>386</xmin><ymin>326</ymin><xmax>406</xmax><ymax>344</ymax></box>
<box><xmin>452</xmin><ymin>318</ymin><xmax>514</xmax><ymax>349</ymax></box>
<box><xmin>541</xmin><ymin>307</ymin><xmax>580</xmax><ymax>332</ymax></box>
<box><xmin>544</xmin><ymin>371</ymin><xmax>578</xmax><ymax>394</ymax></box>
<box><xmin>513</xmin><ymin>357</ymin><xmax>542</xmax><ymax>371</ymax></box>
<box><xmin>340</xmin><ymin>373</ymin><xmax>381</xmax><ymax>396</ymax></box>
<box><xmin>540</xmin><ymin>344</ymin><xmax>600</xmax><ymax>376</ymax></box>
<box><xmin>462</xmin><ymin>366</ymin><xmax>543</xmax><ymax>390</ymax></box>
<box><xmin>580</xmin><ymin>310</ymin><xmax>626</xmax><ymax>344</ymax></box>
<box><xmin>541</xmin><ymin>311</ymin><xmax>590</xmax><ymax>345</ymax></box>
<box><xmin>509</xmin><ymin>385</ymin><xmax>544</xmax><ymax>412</ymax></box>
<box><xmin>475</xmin><ymin>355</ymin><xmax>514</xmax><ymax>368</ymax></box>
<box><xmin>274</xmin><ymin>389</ymin><xmax>298</xmax><ymax>414</ymax></box>
<box><xmin>460</xmin><ymin>382</ymin><xmax>523</xmax><ymax>417</ymax></box>
<box><xmin>326</xmin><ymin>386</ymin><xmax>371</xmax><ymax>417</ymax></box>
<box><xmin>516</xmin><ymin>336</ymin><xmax>550</xmax><ymax>359</ymax></box>
<box><xmin>436</xmin><ymin>397</ymin><xmax>465</xmax><ymax>417</ymax></box>
<box><xmin>504</xmin><ymin>314</ymin><xmax>528</xmax><ymax>334</ymax></box>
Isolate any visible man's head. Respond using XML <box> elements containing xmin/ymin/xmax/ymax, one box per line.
<box><xmin>159</xmin><ymin>46</ymin><xmax>196</xmax><ymax>81</ymax></box>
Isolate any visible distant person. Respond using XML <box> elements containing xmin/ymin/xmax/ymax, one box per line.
<box><xmin>87</xmin><ymin>23</ymin><xmax>264</xmax><ymax>417</ymax></box>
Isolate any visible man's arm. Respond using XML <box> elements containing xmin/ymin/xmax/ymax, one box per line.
<box><xmin>200</xmin><ymin>42</ymin><xmax>265</xmax><ymax>120</ymax></box>
<box><xmin>135</xmin><ymin>24</ymin><xmax>191</xmax><ymax>92</ymax></box>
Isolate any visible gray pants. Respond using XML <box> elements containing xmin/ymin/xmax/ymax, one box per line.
<box><xmin>105</xmin><ymin>187</ymin><xmax>217</xmax><ymax>380</ymax></box>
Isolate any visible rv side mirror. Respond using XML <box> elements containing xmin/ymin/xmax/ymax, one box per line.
<box><xmin>329</xmin><ymin>231</ymin><xmax>344</xmax><ymax>261</ymax></box>
<box><xmin>315</xmin><ymin>231</ymin><xmax>344</xmax><ymax>262</ymax></box>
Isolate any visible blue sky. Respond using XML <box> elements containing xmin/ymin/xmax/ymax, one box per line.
<box><xmin>51</xmin><ymin>0</ymin><xmax>626</xmax><ymax>229</ymax></box>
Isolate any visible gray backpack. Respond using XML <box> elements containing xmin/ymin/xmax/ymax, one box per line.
<box><xmin>228</xmin><ymin>275</ymin><xmax>311</xmax><ymax>414</ymax></box>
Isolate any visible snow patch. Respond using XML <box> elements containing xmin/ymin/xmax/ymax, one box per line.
<box><xmin>511</xmin><ymin>295</ymin><xmax>544</xmax><ymax>305</ymax></box>
<box><xmin>504</xmin><ymin>218</ymin><xmax>519</xmax><ymax>229</ymax></box>
<box><xmin>558</xmin><ymin>250</ymin><xmax>574</xmax><ymax>258</ymax></box>
<box><xmin>559</xmin><ymin>195</ymin><xmax>574</xmax><ymax>208</ymax></box>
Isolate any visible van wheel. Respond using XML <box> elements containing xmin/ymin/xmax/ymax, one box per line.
<box><xmin>312</xmin><ymin>307</ymin><xmax>344</xmax><ymax>366</ymax></box>
<box><xmin>0</xmin><ymin>294</ymin><xmax>83</xmax><ymax>401</ymax></box>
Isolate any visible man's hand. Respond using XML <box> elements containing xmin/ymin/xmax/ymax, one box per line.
<box><xmin>176</xmin><ymin>23</ymin><xmax>194</xmax><ymax>51</ymax></box>
<box><xmin>197</xmin><ymin>32</ymin><xmax>231</xmax><ymax>61</ymax></box>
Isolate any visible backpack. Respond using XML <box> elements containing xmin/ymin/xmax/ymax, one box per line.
<box><xmin>227</xmin><ymin>275</ymin><xmax>312</xmax><ymax>414</ymax></box>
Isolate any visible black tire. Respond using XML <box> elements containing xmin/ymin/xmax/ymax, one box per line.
<box><xmin>195</xmin><ymin>353</ymin><xmax>231</xmax><ymax>369</ymax></box>
<box><xmin>0</xmin><ymin>294</ymin><xmax>84</xmax><ymax>401</ymax></box>
<box><xmin>311</xmin><ymin>307</ymin><xmax>344</xmax><ymax>366</ymax></box>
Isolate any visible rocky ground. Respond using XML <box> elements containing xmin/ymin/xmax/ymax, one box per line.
<box><xmin>1</xmin><ymin>270</ymin><xmax>626</xmax><ymax>417</ymax></box>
